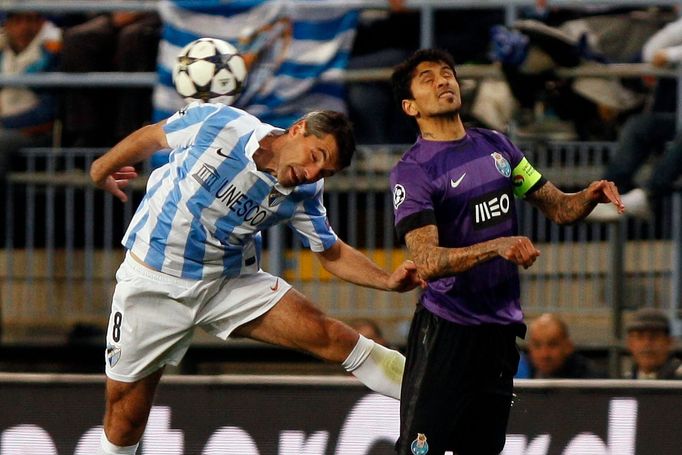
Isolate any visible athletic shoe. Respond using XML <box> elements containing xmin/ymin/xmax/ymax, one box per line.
<box><xmin>621</xmin><ymin>188</ymin><xmax>652</xmax><ymax>220</ymax></box>
<box><xmin>585</xmin><ymin>201</ymin><xmax>621</xmax><ymax>222</ymax></box>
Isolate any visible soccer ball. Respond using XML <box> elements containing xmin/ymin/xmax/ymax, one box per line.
<box><xmin>172</xmin><ymin>37</ymin><xmax>248</xmax><ymax>105</ymax></box>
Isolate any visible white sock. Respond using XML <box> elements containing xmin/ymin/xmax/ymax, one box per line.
<box><xmin>99</xmin><ymin>431</ymin><xmax>139</xmax><ymax>455</ymax></box>
<box><xmin>342</xmin><ymin>334</ymin><xmax>405</xmax><ymax>399</ymax></box>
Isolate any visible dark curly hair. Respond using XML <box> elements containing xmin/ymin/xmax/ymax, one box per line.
<box><xmin>391</xmin><ymin>49</ymin><xmax>457</xmax><ymax>113</ymax></box>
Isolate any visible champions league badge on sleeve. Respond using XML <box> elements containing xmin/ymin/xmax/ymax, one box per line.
<box><xmin>393</xmin><ymin>184</ymin><xmax>406</xmax><ymax>209</ymax></box>
<box><xmin>410</xmin><ymin>433</ymin><xmax>429</xmax><ymax>454</ymax></box>
<box><xmin>491</xmin><ymin>152</ymin><xmax>511</xmax><ymax>177</ymax></box>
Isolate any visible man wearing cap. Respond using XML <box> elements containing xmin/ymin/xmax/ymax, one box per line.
<box><xmin>625</xmin><ymin>308</ymin><xmax>682</xmax><ymax>379</ymax></box>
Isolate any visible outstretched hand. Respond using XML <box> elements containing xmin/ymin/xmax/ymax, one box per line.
<box><xmin>97</xmin><ymin>166</ymin><xmax>138</xmax><ymax>202</ymax></box>
<box><xmin>586</xmin><ymin>179</ymin><xmax>624</xmax><ymax>214</ymax></box>
<box><xmin>387</xmin><ymin>259</ymin><xmax>426</xmax><ymax>292</ymax></box>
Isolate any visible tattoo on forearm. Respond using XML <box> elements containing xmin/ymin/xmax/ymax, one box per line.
<box><xmin>531</xmin><ymin>184</ymin><xmax>594</xmax><ymax>224</ymax></box>
<box><xmin>405</xmin><ymin>226</ymin><xmax>498</xmax><ymax>279</ymax></box>
<box><xmin>406</xmin><ymin>227</ymin><xmax>444</xmax><ymax>274</ymax></box>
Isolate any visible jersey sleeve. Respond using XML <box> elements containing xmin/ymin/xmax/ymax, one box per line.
<box><xmin>390</xmin><ymin>160</ymin><xmax>437</xmax><ymax>242</ymax></box>
<box><xmin>288</xmin><ymin>182</ymin><xmax>338</xmax><ymax>252</ymax></box>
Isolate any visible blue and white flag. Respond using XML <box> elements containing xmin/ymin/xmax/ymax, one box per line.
<box><xmin>153</xmin><ymin>0</ymin><xmax>359</xmax><ymax>128</ymax></box>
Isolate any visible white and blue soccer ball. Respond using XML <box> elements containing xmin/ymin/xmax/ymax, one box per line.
<box><xmin>172</xmin><ymin>37</ymin><xmax>248</xmax><ymax>105</ymax></box>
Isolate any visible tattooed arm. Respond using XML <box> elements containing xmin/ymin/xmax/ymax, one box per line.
<box><xmin>525</xmin><ymin>180</ymin><xmax>624</xmax><ymax>225</ymax></box>
<box><xmin>405</xmin><ymin>225</ymin><xmax>540</xmax><ymax>281</ymax></box>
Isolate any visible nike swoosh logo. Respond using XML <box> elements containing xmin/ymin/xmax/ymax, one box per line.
<box><xmin>270</xmin><ymin>278</ymin><xmax>279</xmax><ymax>291</ymax></box>
<box><xmin>450</xmin><ymin>173</ymin><xmax>466</xmax><ymax>188</ymax></box>
<box><xmin>216</xmin><ymin>148</ymin><xmax>237</xmax><ymax>160</ymax></box>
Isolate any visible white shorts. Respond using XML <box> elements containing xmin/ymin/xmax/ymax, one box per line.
<box><xmin>105</xmin><ymin>252</ymin><xmax>292</xmax><ymax>382</ymax></box>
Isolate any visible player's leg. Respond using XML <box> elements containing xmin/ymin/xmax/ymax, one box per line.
<box><xmin>396</xmin><ymin>306</ymin><xmax>521</xmax><ymax>455</ymax></box>
<box><xmin>396</xmin><ymin>304</ymin><xmax>461</xmax><ymax>455</ymax></box>
<box><xmin>232</xmin><ymin>286</ymin><xmax>404</xmax><ymax>399</ymax></box>
<box><xmin>99</xmin><ymin>253</ymin><xmax>201</xmax><ymax>454</ymax></box>
<box><xmin>603</xmin><ymin>113</ymin><xmax>672</xmax><ymax>192</ymax></box>
<box><xmin>449</xmin><ymin>324</ymin><xmax>520</xmax><ymax>455</ymax></box>
<box><xmin>648</xmin><ymin>129</ymin><xmax>682</xmax><ymax>202</ymax></box>
<box><xmin>451</xmin><ymin>385</ymin><xmax>514</xmax><ymax>455</ymax></box>
<box><xmin>99</xmin><ymin>369</ymin><xmax>163</xmax><ymax>454</ymax></box>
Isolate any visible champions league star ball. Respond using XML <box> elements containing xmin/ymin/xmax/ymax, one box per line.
<box><xmin>172</xmin><ymin>37</ymin><xmax>248</xmax><ymax>105</ymax></box>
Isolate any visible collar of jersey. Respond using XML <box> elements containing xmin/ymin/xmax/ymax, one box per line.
<box><xmin>244</xmin><ymin>123</ymin><xmax>293</xmax><ymax>195</ymax></box>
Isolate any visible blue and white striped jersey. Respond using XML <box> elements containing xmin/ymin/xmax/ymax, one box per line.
<box><xmin>123</xmin><ymin>102</ymin><xmax>338</xmax><ymax>280</ymax></box>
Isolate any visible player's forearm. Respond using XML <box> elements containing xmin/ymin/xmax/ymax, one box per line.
<box><xmin>332</xmin><ymin>259</ymin><xmax>393</xmax><ymax>290</ymax></box>
<box><xmin>317</xmin><ymin>240</ymin><xmax>393</xmax><ymax>290</ymax></box>
<box><xmin>527</xmin><ymin>182</ymin><xmax>596</xmax><ymax>225</ymax></box>
<box><xmin>90</xmin><ymin>123</ymin><xmax>167</xmax><ymax>186</ymax></box>
<box><xmin>551</xmin><ymin>189</ymin><xmax>599</xmax><ymax>224</ymax></box>
<box><xmin>534</xmin><ymin>189</ymin><xmax>597</xmax><ymax>224</ymax></box>
<box><xmin>410</xmin><ymin>240</ymin><xmax>502</xmax><ymax>281</ymax></box>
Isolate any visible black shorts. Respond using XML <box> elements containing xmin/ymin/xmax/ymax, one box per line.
<box><xmin>396</xmin><ymin>304</ymin><xmax>525</xmax><ymax>455</ymax></box>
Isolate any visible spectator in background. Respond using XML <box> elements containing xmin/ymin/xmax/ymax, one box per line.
<box><xmin>519</xmin><ymin>313</ymin><xmax>605</xmax><ymax>378</ymax></box>
<box><xmin>0</xmin><ymin>12</ymin><xmax>60</xmax><ymax>182</ymax></box>
<box><xmin>489</xmin><ymin>8</ymin><xmax>671</xmax><ymax>141</ymax></box>
<box><xmin>625</xmin><ymin>308</ymin><xmax>682</xmax><ymax>379</ymax></box>
<box><xmin>588</xmin><ymin>16</ymin><xmax>682</xmax><ymax>222</ymax></box>
<box><xmin>346</xmin><ymin>0</ymin><xmax>418</xmax><ymax>145</ymax></box>
<box><xmin>60</xmin><ymin>11</ymin><xmax>160</xmax><ymax>147</ymax></box>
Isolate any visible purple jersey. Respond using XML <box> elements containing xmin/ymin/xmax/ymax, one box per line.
<box><xmin>390</xmin><ymin>128</ymin><xmax>544</xmax><ymax>326</ymax></box>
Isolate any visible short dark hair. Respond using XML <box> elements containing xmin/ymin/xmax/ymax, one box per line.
<box><xmin>300</xmin><ymin>110</ymin><xmax>355</xmax><ymax>169</ymax></box>
<box><xmin>391</xmin><ymin>48</ymin><xmax>457</xmax><ymax>112</ymax></box>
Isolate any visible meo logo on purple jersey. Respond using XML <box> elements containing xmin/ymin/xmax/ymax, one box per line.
<box><xmin>469</xmin><ymin>189</ymin><xmax>512</xmax><ymax>229</ymax></box>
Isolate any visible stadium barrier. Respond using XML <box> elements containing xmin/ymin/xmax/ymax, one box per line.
<box><xmin>0</xmin><ymin>372</ymin><xmax>681</xmax><ymax>454</ymax></box>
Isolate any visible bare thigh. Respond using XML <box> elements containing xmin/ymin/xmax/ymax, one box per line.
<box><xmin>233</xmin><ymin>288</ymin><xmax>359</xmax><ymax>363</ymax></box>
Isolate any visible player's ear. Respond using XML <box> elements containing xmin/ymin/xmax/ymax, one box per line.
<box><xmin>402</xmin><ymin>99</ymin><xmax>418</xmax><ymax>117</ymax></box>
<box><xmin>290</xmin><ymin>120</ymin><xmax>306</xmax><ymax>136</ymax></box>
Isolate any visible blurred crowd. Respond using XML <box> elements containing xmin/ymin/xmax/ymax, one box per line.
<box><xmin>517</xmin><ymin>309</ymin><xmax>681</xmax><ymax>380</ymax></box>
<box><xmin>4</xmin><ymin>3</ymin><xmax>682</xmax><ymax>143</ymax></box>
<box><xmin>0</xmin><ymin>9</ymin><xmax>160</xmax><ymax>198</ymax></box>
